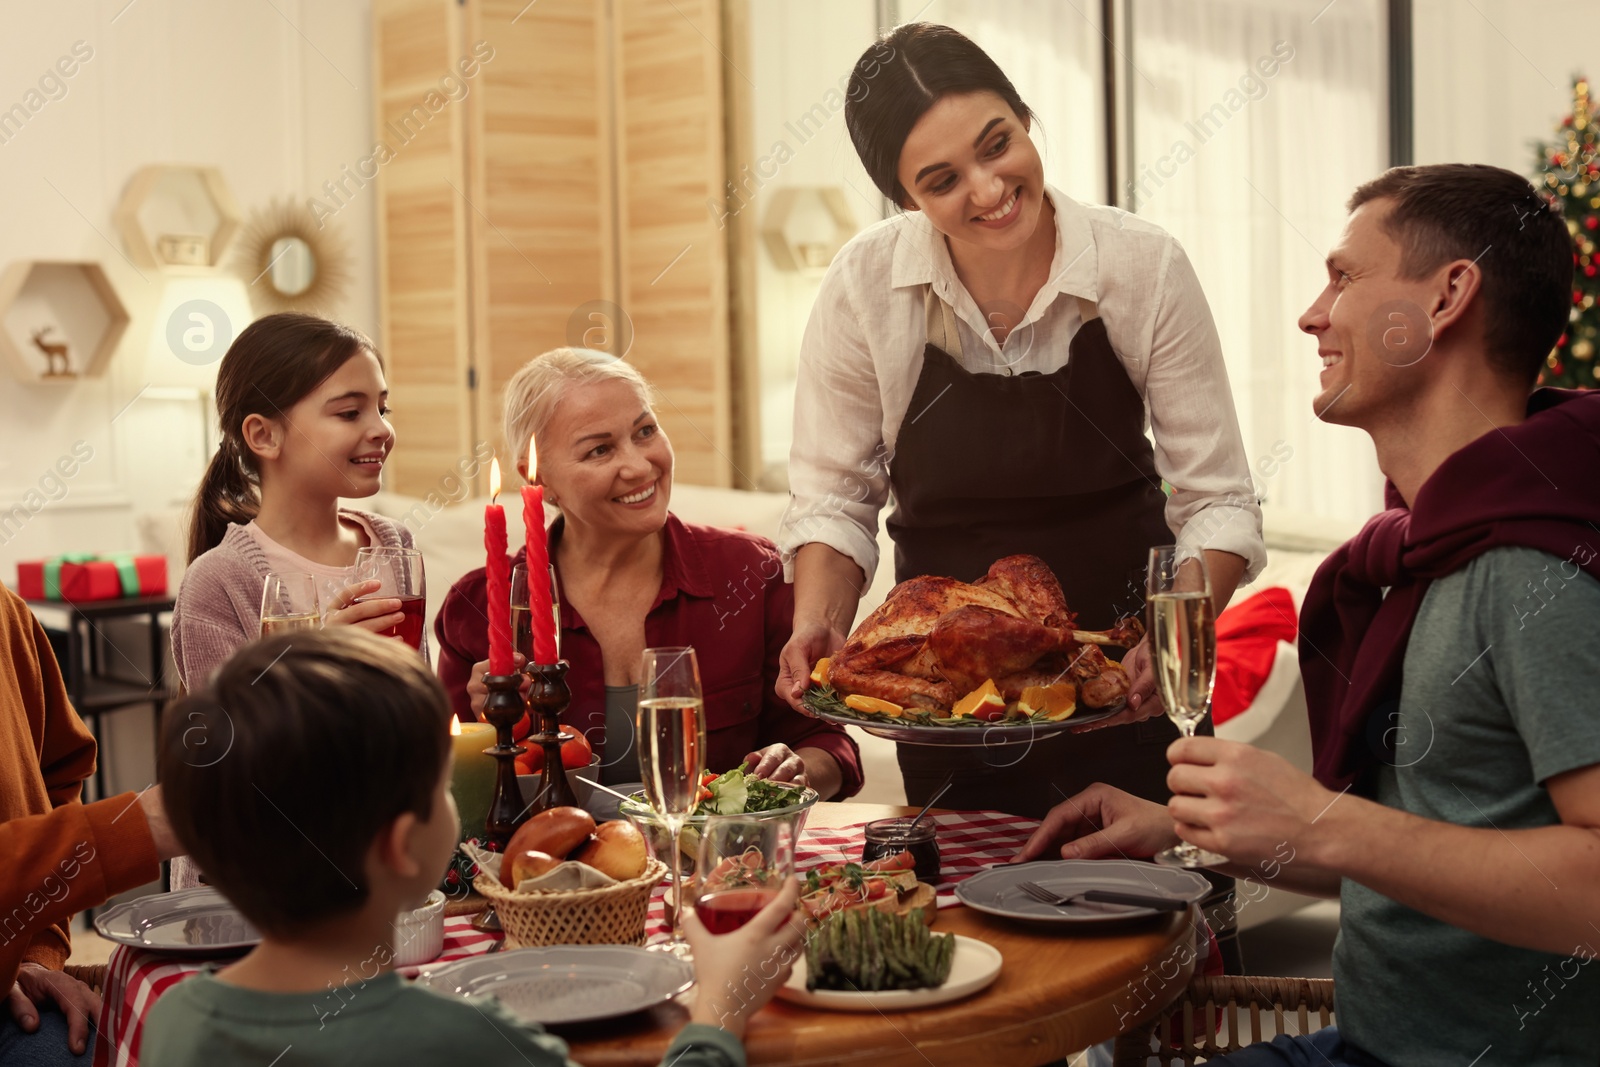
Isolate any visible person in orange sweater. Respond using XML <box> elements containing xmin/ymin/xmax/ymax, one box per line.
<box><xmin>0</xmin><ymin>579</ymin><xmax>180</xmax><ymax>1061</ymax></box>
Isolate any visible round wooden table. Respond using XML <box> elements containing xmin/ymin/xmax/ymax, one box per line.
<box><xmin>564</xmin><ymin>803</ymin><xmax>1199</xmax><ymax>1067</ymax></box>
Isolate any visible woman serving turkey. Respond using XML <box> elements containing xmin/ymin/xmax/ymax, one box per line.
<box><xmin>777</xmin><ymin>23</ymin><xmax>1265</xmax><ymax>819</ymax></box>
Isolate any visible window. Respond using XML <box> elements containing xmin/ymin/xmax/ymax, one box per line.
<box><xmin>1126</xmin><ymin>0</ymin><xmax>1389</xmax><ymax>538</ymax></box>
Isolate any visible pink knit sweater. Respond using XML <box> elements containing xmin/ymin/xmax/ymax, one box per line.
<box><xmin>170</xmin><ymin>509</ymin><xmax>425</xmax><ymax>691</ymax></box>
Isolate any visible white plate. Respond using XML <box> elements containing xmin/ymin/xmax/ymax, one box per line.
<box><xmin>955</xmin><ymin>859</ymin><xmax>1210</xmax><ymax>926</ymax></box>
<box><xmin>93</xmin><ymin>887</ymin><xmax>260</xmax><ymax>955</ymax></box>
<box><xmin>415</xmin><ymin>945</ymin><xmax>693</xmax><ymax>1026</ymax></box>
<box><xmin>775</xmin><ymin>934</ymin><xmax>1002</xmax><ymax>1012</ymax></box>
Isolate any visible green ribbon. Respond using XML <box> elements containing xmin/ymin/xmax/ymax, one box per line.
<box><xmin>42</xmin><ymin>553</ymin><xmax>96</xmax><ymax>599</ymax></box>
<box><xmin>105</xmin><ymin>552</ymin><xmax>141</xmax><ymax>596</ymax></box>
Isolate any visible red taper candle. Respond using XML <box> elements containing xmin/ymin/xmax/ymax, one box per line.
<box><xmin>484</xmin><ymin>458</ymin><xmax>514</xmax><ymax>675</ymax></box>
<box><xmin>522</xmin><ymin>435</ymin><xmax>559</xmax><ymax>665</ymax></box>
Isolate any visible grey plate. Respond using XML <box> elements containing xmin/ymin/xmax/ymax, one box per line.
<box><xmin>803</xmin><ymin>703</ymin><xmax>1121</xmax><ymax>746</ymax></box>
<box><xmin>93</xmin><ymin>887</ymin><xmax>260</xmax><ymax>955</ymax></box>
<box><xmin>955</xmin><ymin>860</ymin><xmax>1210</xmax><ymax>925</ymax></box>
<box><xmin>415</xmin><ymin>945</ymin><xmax>694</xmax><ymax>1026</ymax></box>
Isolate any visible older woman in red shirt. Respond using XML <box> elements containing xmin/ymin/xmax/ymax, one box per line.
<box><xmin>434</xmin><ymin>348</ymin><xmax>860</xmax><ymax>799</ymax></box>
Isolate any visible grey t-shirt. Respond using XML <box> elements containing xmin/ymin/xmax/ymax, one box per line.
<box><xmin>1333</xmin><ymin>546</ymin><xmax>1600</xmax><ymax>1066</ymax></box>
<box><xmin>144</xmin><ymin>969</ymin><xmax>745</xmax><ymax>1067</ymax></box>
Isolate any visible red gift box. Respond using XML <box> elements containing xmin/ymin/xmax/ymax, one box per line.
<box><xmin>126</xmin><ymin>555</ymin><xmax>167</xmax><ymax>596</ymax></box>
<box><xmin>16</xmin><ymin>561</ymin><xmax>44</xmax><ymax>600</ymax></box>
<box><xmin>15</xmin><ymin>554</ymin><xmax>168</xmax><ymax>601</ymax></box>
<box><xmin>59</xmin><ymin>561</ymin><xmax>123</xmax><ymax>601</ymax></box>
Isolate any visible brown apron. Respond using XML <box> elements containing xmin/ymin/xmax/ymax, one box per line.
<box><xmin>889</xmin><ymin>286</ymin><xmax>1190</xmax><ymax>819</ymax></box>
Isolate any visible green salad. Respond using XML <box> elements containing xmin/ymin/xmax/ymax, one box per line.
<box><xmin>693</xmin><ymin>763</ymin><xmax>808</xmax><ymax>816</ymax></box>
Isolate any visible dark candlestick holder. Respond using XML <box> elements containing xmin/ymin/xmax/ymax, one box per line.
<box><xmin>524</xmin><ymin>660</ymin><xmax>580</xmax><ymax>814</ymax></box>
<box><xmin>480</xmin><ymin>672</ymin><xmax>530</xmax><ymax>850</ymax></box>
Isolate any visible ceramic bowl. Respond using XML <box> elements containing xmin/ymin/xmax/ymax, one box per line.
<box><xmin>392</xmin><ymin>889</ymin><xmax>445</xmax><ymax>966</ymax></box>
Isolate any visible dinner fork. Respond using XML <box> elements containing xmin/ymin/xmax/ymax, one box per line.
<box><xmin>1016</xmin><ymin>880</ymin><xmax>1187</xmax><ymax>912</ymax></box>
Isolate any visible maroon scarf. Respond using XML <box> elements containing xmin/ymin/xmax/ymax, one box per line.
<box><xmin>1300</xmin><ymin>389</ymin><xmax>1600</xmax><ymax>790</ymax></box>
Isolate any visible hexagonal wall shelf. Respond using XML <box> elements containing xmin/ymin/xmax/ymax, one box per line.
<box><xmin>113</xmin><ymin>164</ymin><xmax>242</xmax><ymax>272</ymax></box>
<box><xmin>761</xmin><ymin>186</ymin><xmax>858</xmax><ymax>276</ymax></box>
<box><xmin>0</xmin><ymin>261</ymin><xmax>130</xmax><ymax>384</ymax></box>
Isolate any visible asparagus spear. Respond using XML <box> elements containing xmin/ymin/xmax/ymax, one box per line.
<box><xmin>804</xmin><ymin>908</ymin><xmax>957</xmax><ymax>992</ymax></box>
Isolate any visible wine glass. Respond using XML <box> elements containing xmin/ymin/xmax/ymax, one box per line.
<box><xmin>353</xmin><ymin>547</ymin><xmax>426</xmax><ymax>650</ymax></box>
<box><xmin>693</xmin><ymin>813</ymin><xmax>796</xmax><ymax>934</ymax></box>
<box><xmin>259</xmin><ymin>572</ymin><xmax>320</xmax><ymax>636</ymax></box>
<box><xmin>510</xmin><ymin>563</ymin><xmax>533</xmax><ymax>664</ymax></box>
<box><xmin>1146</xmin><ymin>545</ymin><xmax>1228</xmax><ymax>869</ymax></box>
<box><xmin>636</xmin><ymin>646</ymin><xmax>707</xmax><ymax>957</ymax></box>
<box><xmin>512</xmin><ymin>561</ymin><xmax>563</xmax><ymax>663</ymax></box>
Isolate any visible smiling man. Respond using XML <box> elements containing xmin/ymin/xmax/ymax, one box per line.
<box><xmin>1019</xmin><ymin>163</ymin><xmax>1600</xmax><ymax>1066</ymax></box>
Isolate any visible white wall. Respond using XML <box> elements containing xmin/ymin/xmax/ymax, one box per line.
<box><xmin>0</xmin><ymin>0</ymin><xmax>377</xmax><ymax>582</ymax></box>
<box><xmin>1414</xmin><ymin>0</ymin><xmax>1599</xmax><ymax>173</ymax></box>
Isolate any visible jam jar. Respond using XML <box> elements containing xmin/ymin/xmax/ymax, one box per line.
<box><xmin>860</xmin><ymin>817</ymin><xmax>941</xmax><ymax>886</ymax></box>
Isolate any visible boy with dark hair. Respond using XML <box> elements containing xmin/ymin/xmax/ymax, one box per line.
<box><xmin>145</xmin><ymin>629</ymin><xmax>799</xmax><ymax>1066</ymax></box>
<box><xmin>1021</xmin><ymin>163</ymin><xmax>1600</xmax><ymax>1065</ymax></box>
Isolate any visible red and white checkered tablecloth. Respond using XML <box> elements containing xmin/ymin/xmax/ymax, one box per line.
<box><xmin>94</xmin><ymin>811</ymin><xmax>1038</xmax><ymax>1067</ymax></box>
<box><xmin>645</xmin><ymin>809</ymin><xmax>1038</xmax><ymax>936</ymax></box>
<box><xmin>92</xmin><ymin>916</ymin><xmax>500</xmax><ymax>1067</ymax></box>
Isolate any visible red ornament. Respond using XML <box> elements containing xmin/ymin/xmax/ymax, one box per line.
<box><xmin>1559</xmin><ymin>333</ymin><xmax>1570</xmax><ymax>347</ymax></box>
<box><xmin>1585</xmin><ymin>265</ymin><xmax>1596</xmax><ymax>278</ymax></box>
<box><xmin>1553</xmin><ymin>362</ymin><xmax>1566</xmax><ymax>376</ymax></box>
<box><xmin>1576</xmin><ymin>290</ymin><xmax>1586</xmax><ymax>305</ymax></box>
<box><xmin>1586</xmin><ymin>216</ymin><xmax>1598</xmax><ymax>231</ymax></box>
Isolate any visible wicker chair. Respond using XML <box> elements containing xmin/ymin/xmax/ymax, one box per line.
<box><xmin>1111</xmin><ymin>976</ymin><xmax>1336</xmax><ymax>1066</ymax></box>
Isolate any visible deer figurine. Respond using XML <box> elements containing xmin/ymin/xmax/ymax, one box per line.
<box><xmin>30</xmin><ymin>327</ymin><xmax>73</xmax><ymax>378</ymax></box>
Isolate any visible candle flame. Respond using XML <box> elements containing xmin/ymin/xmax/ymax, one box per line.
<box><xmin>489</xmin><ymin>457</ymin><xmax>501</xmax><ymax>501</ymax></box>
<box><xmin>527</xmin><ymin>434</ymin><xmax>538</xmax><ymax>482</ymax></box>
<box><xmin>450</xmin><ymin>714</ymin><xmax>462</xmax><ymax>736</ymax></box>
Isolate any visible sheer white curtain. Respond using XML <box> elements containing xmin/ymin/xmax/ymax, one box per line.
<box><xmin>1128</xmin><ymin>0</ymin><xmax>1388</xmax><ymax>539</ymax></box>
<box><xmin>914</xmin><ymin>0</ymin><xmax>1107</xmax><ymax>203</ymax></box>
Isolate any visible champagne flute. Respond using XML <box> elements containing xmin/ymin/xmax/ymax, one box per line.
<box><xmin>512</xmin><ymin>560</ymin><xmax>563</xmax><ymax>663</ymax></box>
<box><xmin>1147</xmin><ymin>545</ymin><xmax>1228</xmax><ymax>869</ymax></box>
<box><xmin>259</xmin><ymin>572</ymin><xmax>320</xmax><ymax>636</ymax></box>
<box><xmin>510</xmin><ymin>563</ymin><xmax>533</xmax><ymax>664</ymax></box>
<box><xmin>637</xmin><ymin>646</ymin><xmax>706</xmax><ymax>957</ymax></box>
<box><xmin>353</xmin><ymin>547</ymin><xmax>426</xmax><ymax>650</ymax></box>
<box><xmin>693</xmin><ymin>813</ymin><xmax>796</xmax><ymax>934</ymax></box>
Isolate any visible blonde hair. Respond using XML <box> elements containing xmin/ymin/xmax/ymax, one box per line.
<box><xmin>501</xmin><ymin>348</ymin><xmax>654</xmax><ymax>475</ymax></box>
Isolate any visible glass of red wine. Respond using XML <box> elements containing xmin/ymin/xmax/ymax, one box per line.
<box><xmin>352</xmin><ymin>547</ymin><xmax>426</xmax><ymax>650</ymax></box>
<box><xmin>692</xmin><ymin>812</ymin><xmax>796</xmax><ymax>935</ymax></box>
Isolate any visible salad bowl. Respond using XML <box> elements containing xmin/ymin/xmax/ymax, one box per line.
<box><xmin>618</xmin><ymin>765</ymin><xmax>818</xmax><ymax>877</ymax></box>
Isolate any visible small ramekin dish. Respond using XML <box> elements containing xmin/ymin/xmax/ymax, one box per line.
<box><xmin>392</xmin><ymin>889</ymin><xmax>446</xmax><ymax>966</ymax></box>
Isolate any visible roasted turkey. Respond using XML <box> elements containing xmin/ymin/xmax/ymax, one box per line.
<box><xmin>825</xmin><ymin>555</ymin><xmax>1143</xmax><ymax>710</ymax></box>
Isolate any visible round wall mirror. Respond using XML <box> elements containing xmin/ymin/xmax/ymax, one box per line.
<box><xmin>235</xmin><ymin>199</ymin><xmax>351</xmax><ymax>313</ymax></box>
<box><xmin>268</xmin><ymin>236</ymin><xmax>316</xmax><ymax>297</ymax></box>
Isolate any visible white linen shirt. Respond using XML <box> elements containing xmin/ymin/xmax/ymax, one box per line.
<box><xmin>778</xmin><ymin>186</ymin><xmax>1266</xmax><ymax>587</ymax></box>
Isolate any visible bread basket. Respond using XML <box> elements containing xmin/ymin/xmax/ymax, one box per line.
<box><xmin>473</xmin><ymin>858</ymin><xmax>667</xmax><ymax>948</ymax></box>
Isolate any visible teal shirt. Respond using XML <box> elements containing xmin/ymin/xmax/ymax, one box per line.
<box><xmin>1332</xmin><ymin>547</ymin><xmax>1600</xmax><ymax>1066</ymax></box>
<box><xmin>142</xmin><ymin>969</ymin><xmax>745</xmax><ymax>1067</ymax></box>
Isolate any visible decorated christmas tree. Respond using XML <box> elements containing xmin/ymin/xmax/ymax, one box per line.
<box><xmin>1534</xmin><ymin>76</ymin><xmax>1600</xmax><ymax>389</ymax></box>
